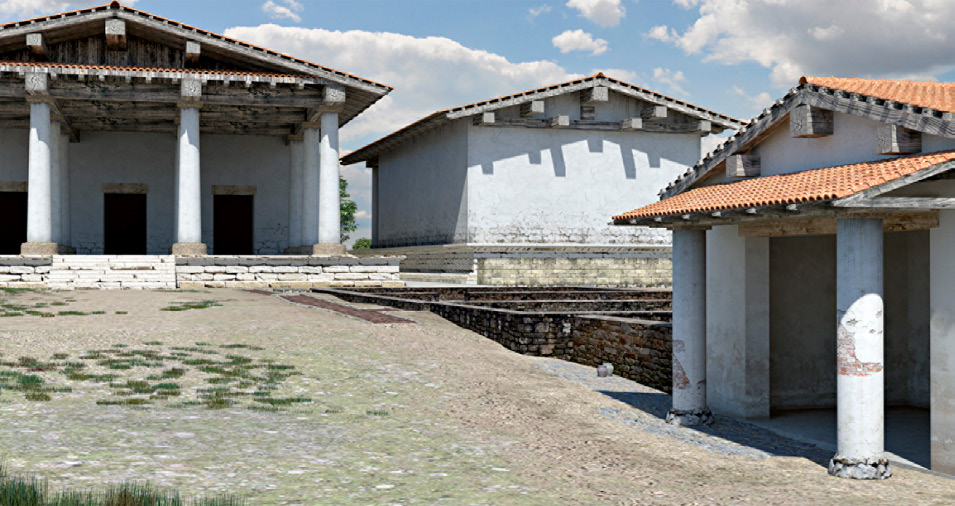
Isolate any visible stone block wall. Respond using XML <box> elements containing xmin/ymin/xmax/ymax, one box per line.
<box><xmin>570</xmin><ymin>316</ymin><xmax>672</xmax><ymax>393</ymax></box>
<box><xmin>175</xmin><ymin>256</ymin><xmax>403</xmax><ymax>289</ymax></box>
<box><xmin>0</xmin><ymin>255</ymin><xmax>404</xmax><ymax>290</ymax></box>
<box><xmin>477</xmin><ymin>256</ymin><xmax>672</xmax><ymax>286</ymax></box>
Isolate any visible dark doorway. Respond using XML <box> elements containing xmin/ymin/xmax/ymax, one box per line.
<box><xmin>0</xmin><ymin>191</ymin><xmax>27</xmax><ymax>254</ymax></box>
<box><xmin>104</xmin><ymin>193</ymin><xmax>147</xmax><ymax>255</ymax></box>
<box><xmin>214</xmin><ymin>195</ymin><xmax>253</xmax><ymax>254</ymax></box>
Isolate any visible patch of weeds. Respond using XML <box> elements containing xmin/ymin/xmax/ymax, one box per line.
<box><xmin>51</xmin><ymin>353</ymin><xmax>69</xmax><ymax>360</ymax></box>
<box><xmin>112</xmin><ymin>344</ymin><xmax>128</xmax><ymax>348</ymax></box>
<box><xmin>248</xmin><ymin>405</ymin><xmax>283</xmax><ymax>413</ymax></box>
<box><xmin>220</xmin><ymin>344</ymin><xmax>264</xmax><ymax>350</ymax></box>
<box><xmin>195</xmin><ymin>342</ymin><xmax>212</xmax><ymax>346</ymax></box>
<box><xmin>115</xmin><ymin>311</ymin><xmax>128</xmax><ymax>315</ymax></box>
<box><xmin>24</xmin><ymin>392</ymin><xmax>51</xmax><ymax>402</ymax></box>
<box><xmin>17</xmin><ymin>375</ymin><xmax>43</xmax><ymax>389</ymax></box>
<box><xmin>91</xmin><ymin>311</ymin><xmax>106</xmax><ymax>315</ymax></box>
<box><xmin>143</xmin><ymin>340</ymin><xmax>163</xmax><ymax>345</ymax></box>
<box><xmin>253</xmin><ymin>396</ymin><xmax>311</xmax><ymax>406</ymax></box>
<box><xmin>50</xmin><ymin>301</ymin><xmax>67</xmax><ymax>306</ymax></box>
<box><xmin>57</xmin><ymin>311</ymin><xmax>88</xmax><ymax>316</ymax></box>
<box><xmin>155</xmin><ymin>382</ymin><xmax>181</xmax><ymax>391</ymax></box>
<box><xmin>206</xmin><ymin>377</ymin><xmax>235</xmax><ymax>384</ymax></box>
<box><xmin>366</xmin><ymin>409</ymin><xmax>390</xmax><ymax>416</ymax></box>
<box><xmin>324</xmin><ymin>407</ymin><xmax>343</xmax><ymax>414</ymax></box>
<box><xmin>161</xmin><ymin>300</ymin><xmax>222</xmax><ymax>312</ymax></box>
<box><xmin>24</xmin><ymin>310</ymin><xmax>54</xmax><ymax>317</ymax></box>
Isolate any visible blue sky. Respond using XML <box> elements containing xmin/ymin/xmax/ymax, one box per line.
<box><xmin>3</xmin><ymin>0</ymin><xmax>954</xmax><ymax>245</ymax></box>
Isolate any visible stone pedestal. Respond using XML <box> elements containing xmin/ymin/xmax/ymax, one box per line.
<box><xmin>283</xmin><ymin>245</ymin><xmax>314</xmax><ymax>255</ymax></box>
<box><xmin>171</xmin><ymin>242</ymin><xmax>207</xmax><ymax>256</ymax></box>
<box><xmin>311</xmin><ymin>243</ymin><xmax>347</xmax><ymax>256</ymax></box>
<box><xmin>20</xmin><ymin>242</ymin><xmax>66</xmax><ymax>255</ymax></box>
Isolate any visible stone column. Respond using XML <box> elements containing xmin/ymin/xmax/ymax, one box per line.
<box><xmin>59</xmin><ymin>127</ymin><xmax>72</xmax><ymax>251</ymax></box>
<box><xmin>22</xmin><ymin>99</ymin><xmax>56</xmax><ymax>254</ymax></box>
<box><xmin>302</xmin><ymin>127</ymin><xmax>320</xmax><ymax>247</ymax></box>
<box><xmin>285</xmin><ymin>139</ymin><xmax>305</xmax><ymax>252</ymax></box>
<box><xmin>172</xmin><ymin>105</ymin><xmax>205</xmax><ymax>255</ymax></box>
<box><xmin>315</xmin><ymin>112</ymin><xmax>345</xmax><ymax>255</ymax></box>
<box><xmin>830</xmin><ymin>218</ymin><xmax>891</xmax><ymax>479</ymax></box>
<box><xmin>49</xmin><ymin>120</ymin><xmax>62</xmax><ymax>245</ymax></box>
<box><xmin>667</xmin><ymin>228</ymin><xmax>712</xmax><ymax>426</ymax></box>
<box><xmin>930</xmin><ymin>210</ymin><xmax>955</xmax><ymax>475</ymax></box>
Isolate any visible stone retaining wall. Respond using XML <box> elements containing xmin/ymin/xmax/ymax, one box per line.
<box><xmin>314</xmin><ymin>287</ymin><xmax>673</xmax><ymax>392</ymax></box>
<box><xmin>0</xmin><ymin>255</ymin><xmax>404</xmax><ymax>290</ymax></box>
<box><xmin>477</xmin><ymin>256</ymin><xmax>672</xmax><ymax>287</ymax></box>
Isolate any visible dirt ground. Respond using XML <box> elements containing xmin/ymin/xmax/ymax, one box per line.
<box><xmin>0</xmin><ymin>288</ymin><xmax>952</xmax><ymax>505</ymax></box>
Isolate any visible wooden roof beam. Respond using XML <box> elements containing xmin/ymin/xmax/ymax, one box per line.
<box><xmin>26</xmin><ymin>33</ymin><xmax>47</xmax><ymax>61</ymax></box>
<box><xmin>726</xmin><ymin>154</ymin><xmax>760</xmax><ymax>177</ymax></box>
<box><xmin>877</xmin><ymin>124</ymin><xmax>921</xmax><ymax>155</ymax></box>
<box><xmin>642</xmin><ymin>105</ymin><xmax>667</xmax><ymax>121</ymax></box>
<box><xmin>105</xmin><ymin>18</ymin><xmax>127</xmax><ymax>51</ymax></box>
<box><xmin>185</xmin><ymin>41</ymin><xmax>201</xmax><ymax>67</ymax></box>
<box><xmin>520</xmin><ymin>100</ymin><xmax>544</xmax><ymax>117</ymax></box>
<box><xmin>790</xmin><ymin>104</ymin><xmax>833</xmax><ymax>138</ymax></box>
<box><xmin>580</xmin><ymin>86</ymin><xmax>608</xmax><ymax>105</ymax></box>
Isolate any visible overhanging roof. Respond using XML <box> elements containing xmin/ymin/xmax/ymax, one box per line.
<box><xmin>659</xmin><ymin>77</ymin><xmax>955</xmax><ymax>200</ymax></box>
<box><xmin>613</xmin><ymin>150</ymin><xmax>955</xmax><ymax>226</ymax></box>
<box><xmin>0</xmin><ymin>1</ymin><xmax>393</xmax><ymax>126</ymax></box>
<box><xmin>342</xmin><ymin>73</ymin><xmax>746</xmax><ymax>166</ymax></box>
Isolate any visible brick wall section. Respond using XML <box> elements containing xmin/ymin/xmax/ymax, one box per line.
<box><xmin>477</xmin><ymin>256</ymin><xmax>673</xmax><ymax>286</ymax></box>
<box><xmin>315</xmin><ymin>288</ymin><xmax>673</xmax><ymax>392</ymax></box>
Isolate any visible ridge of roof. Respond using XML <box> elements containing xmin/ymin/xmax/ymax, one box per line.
<box><xmin>0</xmin><ymin>2</ymin><xmax>393</xmax><ymax>93</ymax></box>
<box><xmin>658</xmin><ymin>76</ymin><xmax>955</xmax><ymax>200</ymax></box>
<box><xmin>613</xmin><ymin>149</ymin><xmax>955</xmax><ymax>222</ymax></box>
<box><xmin>342</xmin><ymin>73</ymin><xmax>746</xmax><ymax>165</ymax></box>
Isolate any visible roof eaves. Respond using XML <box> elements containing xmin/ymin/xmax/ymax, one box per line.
<box><xmin>659</xmin><ymin>81</ymin><xmax>955</xmax><ymax>200</ymax></box>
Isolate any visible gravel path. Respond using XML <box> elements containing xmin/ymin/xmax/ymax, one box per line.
<box><xmin>0</xmin><ymin>289</ymin><xmax>952</xmax><ymax>505</ymax></box>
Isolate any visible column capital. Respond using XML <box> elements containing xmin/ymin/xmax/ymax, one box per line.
<box><xmin>178</xmin><ymin>77</ymin><xmax>202</xmax><ymax>108</ymax></box>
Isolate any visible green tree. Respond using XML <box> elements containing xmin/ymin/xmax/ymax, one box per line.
<box><xmin>352</xmin><ymin>238</ymin><xmax>372</xmax><ymax>250</ymax></box>
<box><xmin>340</xmin><ymin>176</ymin><xmax>358</xmax><ymax>243</ymax></box>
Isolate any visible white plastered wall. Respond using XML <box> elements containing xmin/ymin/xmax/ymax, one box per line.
<box><xmin>375</xmin><ymin>120</ymin><xmax>468</xmax><ymax>247</ymax></box>
<box><xmin>1</xmin><ymin>128</ymin><xmax>291</xmax><ymax>254</ymax></box>
<box><xmin>930</xmin><ymin>209</ymin><xmax>955</xmax><ymax>474</ymax></box>
<box><xmin>465</xmin><ymin>91</ymin><xmax>701</xmax><ymax>245</ymax></box>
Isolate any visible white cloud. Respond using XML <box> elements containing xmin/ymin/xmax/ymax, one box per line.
<box><xmin>225</xmin><ymin>24</ymin><xmax>580</xmax><ymax>239</ymax></box>
<box><xmin>262</xmin><ymin>0</ymin><xmax>303</xmax><ymax>23</ymax></box>
<box><xmin>566</xmin><ymin>0</ymin><xmax>625</xmax><ymax>27</ymax></box>
<box><xmin>645</xmin><ymin>24</ymin><xmax>677</xmax><ymax>43</ymax></box>
<box><xmin>528</xmin><ymin>4</ymin><xmax>552</xmax><ymax>20</ymax></box>
<box><xmin>651</xmin><ymin>0</ymin><xmax>955</xmax><ymax>86</ymax></box>
<box><xmin>552</xmin><ymin>29</ymin><xmax>608</xmax><ymax>55</ymax></box>
<box><xmin>732</xmin><ymin>85</ymin><xmax>773</xmax><ymax>117</ymax></box>
<box><xmin>0</xmin><ymin>0</ymin><xmax>138</xmax><ymax>21</ymax></box>
<box><xmin>652</xmin><ymin>67</ymin><xmax>688</xmax><ymax>96</ymax></box>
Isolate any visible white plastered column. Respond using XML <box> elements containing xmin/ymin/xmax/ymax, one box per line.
<box><xmin>667</xmin><ymin>228</ymin><xmax>712</xmax><ymax>426</ymax></box>
<box><xmin>287</xmin><ymin>139</ymin><xmax>304</xmax><ymax>250</ymax></box>
<box><xmin>317</xmin><ymin>111</ymin><xmax>342</xmax><ymax>250</ymax></box>
<box><xmin>59</xmin><ymin>127</ymin><xmax>71</xmax><ymax>249</ymax></box>
<box><xmin>829</xmin><ymin>218</ymin><xmax>891</xmax><ymax>479</ymax></box>
<box><xmin>24</xmin><ymin>99</ymin><xmax>54</xmax><ymax>252</ymax></box>
<box><xmin>302</xmin><ymin>128</ymin><xmax>320</xmax><ymax>246</ymax></box>
<box><xmin>930</xmin><ymin>209</ymin><xmax>955</xmax><ymax>475</ymax></box>
<box><xmin>171</xmin><ymin>79</ymin><xmax>206</xmax><ymax>256</ymax></box>
<box><xmin>49</xmin><ymin>121</ymin><xmax>61</xmax><ymax>245</ymax></box>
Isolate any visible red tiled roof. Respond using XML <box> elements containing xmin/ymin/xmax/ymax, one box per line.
<box><xmin>0</xmin><ymin>60</ymin><xmax>310</xmax><ymax>78</ymax></box>
<box><xmin>613</xmin><ymin>150</ymin><xmax>955</xmax><ymax>221</ymax></box>
<box><xmin>0</xmin><ymin>2</ymin><xmax>392</xmax><ymax>91</ymax></box>
<box><xmin>801</xmin><ymin>76</ymin><xmax>955</xmax><ymax>114</ymax></box>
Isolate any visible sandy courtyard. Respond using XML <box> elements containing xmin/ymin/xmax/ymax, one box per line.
<box><xmin>0</xmin><ymin>288</ymin><xmax>952</xmax><ymax>504</ymax></box>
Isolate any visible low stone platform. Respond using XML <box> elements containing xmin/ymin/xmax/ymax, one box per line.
<box><xmin>0</xmin><ymin>255</ymin><xmax>404</xmax><ymax>290</ymax></box>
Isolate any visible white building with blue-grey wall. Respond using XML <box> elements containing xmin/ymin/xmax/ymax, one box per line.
<box><xmin>343</xmin><ymin>74</ymin><xmax>744</xmax><ymax>285</ymax></box>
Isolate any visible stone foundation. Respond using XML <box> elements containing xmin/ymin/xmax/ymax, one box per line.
<box><xmin>665</xmin><ymin>408</ymin><xmax>714</xmax><ymax>426</ymax></box>
<box><xmin>828</xmin><ymin>455</ymin><xmax>893</xmax><ymax>480</ymax></box>
<box><xmin>0</xmin><ymin>255</ymin><xmax>404</xmax><ymax>290</ymax></box>
<box><xmin>357</xmin><ymin>244</ymin><xmax>672</xmax><ymax>286</ymax></box>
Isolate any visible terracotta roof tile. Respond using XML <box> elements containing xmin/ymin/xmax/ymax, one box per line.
<box><xmin>801</xmin><ymin>76</ymin><xmax>955</xmax><ymax>114</ymax></box>
<box><xmin>0</xmin><ymin>60</ymin><xmax>309</xmax><ymax>78</ymax></box>
<box><xmin>613</xmin><ymin>150</ymin><xmax>955</xmax><ymax>221</ymax></box>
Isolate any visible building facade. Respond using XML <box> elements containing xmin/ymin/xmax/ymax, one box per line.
<box><xmin>614</xmin><ymin>77</ymin><xmax>955</xmax><ymax>478</ymax></box>
<box><xmin>343</xmin><ymin>74</ymin><xmax>744</xmax><ymax>286</ymax></box>
<box><xmin>0</xmin><ymin>2</ymin><xmax>402</xmax><ymax>289</ymax></box>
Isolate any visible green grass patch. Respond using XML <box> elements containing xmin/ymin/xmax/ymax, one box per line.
<box><xmin>366</xmin><ymin>409</ymin><xmax>390</xmax><ymax>416</ymax></box>
<box><xmin>253</xmin><ymin>396</ymin><xmax>311</xmax><ymax>406</ymax></box>
<box><xmin>115</xmin><ymin>311</ymin><xmax>128</xmax><ymax>315</ymax></box>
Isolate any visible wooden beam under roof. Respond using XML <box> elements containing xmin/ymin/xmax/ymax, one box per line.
<box><xmin>520</xmin><ymin>100</ymin><xmax>544</xmax><ymax>117</ymax></box>
<box><xmin>580</xmin><ymin>86</ymin><xmax>608</xmax><ymax>105</ymax></box>
<box><xmin>726</xmin><ymin>154</ymin><xmax>760</xmax><ymax>177</ymax></box>
<box><xmin>790</xmin><ymin>104</ymin><xmax>833</xmax><ymax>138</ymax></box>
<box><xmin>105</xmin><ymin>18</ymin><xmax>127</xmax><ymax>51</ymax></box>
<box><xmin>26</xmin><ymin>33</ymin><xmax>48</xmax><ymax>61</ymax></box>
<box><xmin>877</xmin><ymin>124</ymin><xmax>921</xmax><ymax>155</ymax></box>
<box><xmin>185</xmin><ymin>41</ymin><xmax>201</xmax><ymax>67</ymax></box>
<box><xmin>24</xmin><ymin>72</ymin><xmax>79</xmax><ymax>142</ymax></box>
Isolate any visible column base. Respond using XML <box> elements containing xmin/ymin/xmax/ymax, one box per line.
<box><xmin>20</xmin><ymin>242</ymin><xmax>72</xmax><ymax>255</ymax></box>
<box><xmin>828</xmin><ymin>454</ymin><xmax>892</xmax><ymax>480</ymax></box>
<box><xmin>311</xmin><ymin>243</ymin><xmax>347</xmax><ymax>256</ymax></box>
<box><xmin>283</xmin><ymin>245</ymin><xmax>314</xmax><ymax>255</ymax></box>
<box><xmin>171</xmin><ymin>242</ymin><xmax>207</xmax><ymax>256</ymax></box>
<box><xmin>665</xmin><ymin>408</ymin><xmax>713</xmax><ymax>426</ymax></box>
